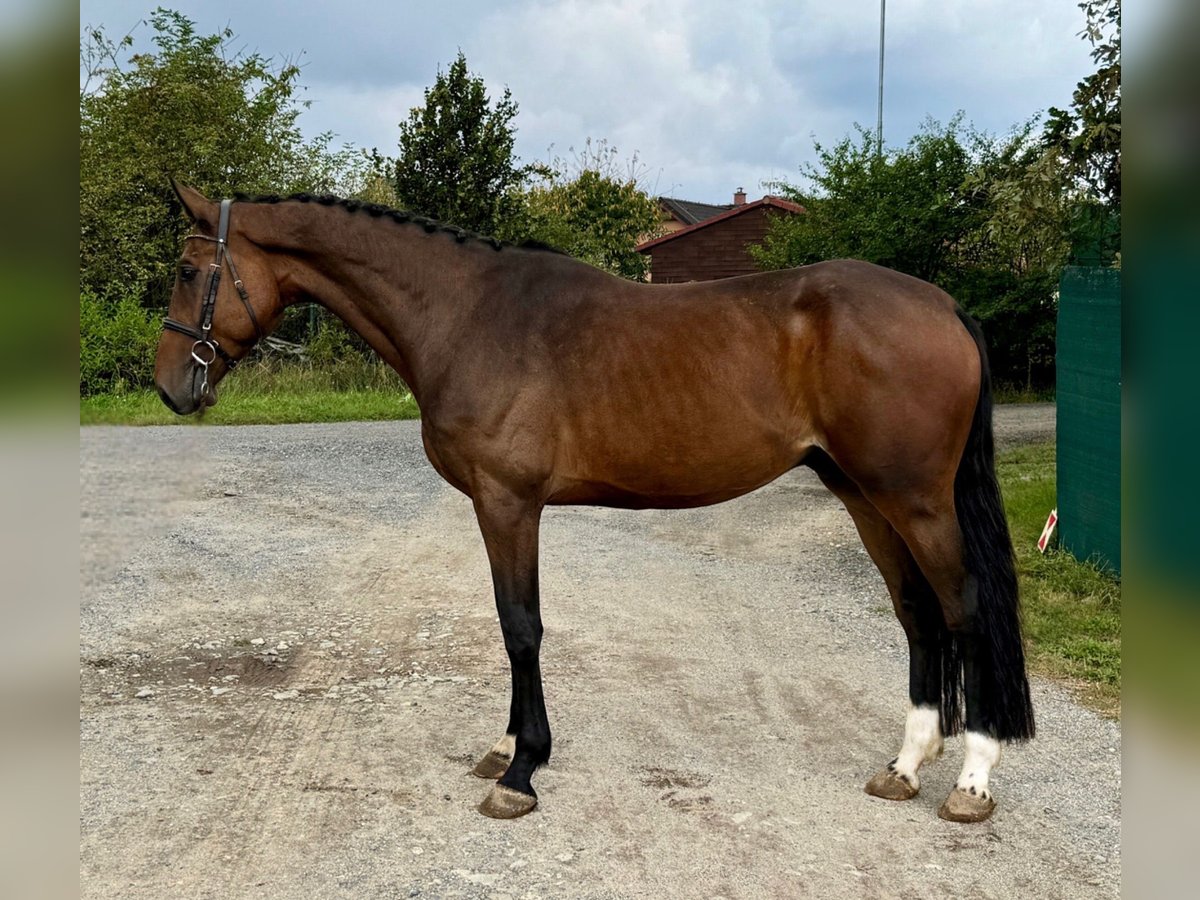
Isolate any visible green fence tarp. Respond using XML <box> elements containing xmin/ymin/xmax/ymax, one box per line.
<box><xmin>1056</xmin><ymin>266</ymin><xmax>1121</xmax><ymax>573</ymax></box>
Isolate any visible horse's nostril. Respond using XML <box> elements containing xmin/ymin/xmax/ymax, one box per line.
<box><xmin>157</xmin><ymin>385</ymin><xmax>183</xmax><ymax>414</ymax></box>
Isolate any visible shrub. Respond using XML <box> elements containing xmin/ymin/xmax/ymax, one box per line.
<box><xmin>306</xmin><ymin>316</ymin><xmax>358</xmax><ymax>368</ymax></box>
<box><xmin>80</xmin><ymin>291</ymin><xmax>160</xmax><ymax>395</ymax></box>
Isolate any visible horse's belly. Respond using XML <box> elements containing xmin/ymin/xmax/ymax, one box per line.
<box><xmin>546</xmin><ymin>478</ymin><xmax>787</xmax><ymax>509</ymax></box>
<box><xmin>547</xmin><ymin>433</ymin><xmax>808</xmax><ymax>509</ymax></box>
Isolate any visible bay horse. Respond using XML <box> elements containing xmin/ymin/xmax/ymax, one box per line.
<box><xmin>155</xmin><ymin>182</ymin><xmax>1034</xmax><ymax>823</ymax></box>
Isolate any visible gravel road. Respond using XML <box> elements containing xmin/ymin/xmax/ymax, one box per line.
<box><xmin>80</xmin><ymin>402</ymin><xmax>1120</xmax><ymax>899</ymax></box>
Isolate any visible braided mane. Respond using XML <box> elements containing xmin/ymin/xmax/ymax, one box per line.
<box><xmin>231</xmin><ymin>191</ymin><xmax>562</xmax><ymax>254</ymax></box>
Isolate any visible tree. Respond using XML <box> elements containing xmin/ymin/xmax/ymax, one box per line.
<box><xmin>1044</xmin><ymin>1</ymin><xmax>1120</xmax><ymax>209</ymax></box>
<box><xmin>752</xmin><ymin>117</ymin><xmax>987</xmax><ymax>285</ymax></box>
<box><xmin>80</xmin><ymin>8</ymin><xmax>352</xmax><ymax>308</ymax></box>
<box><xmin>957</xmin><ymin>136</ymin><xmax>1077</xmax><ymax>388</ymax></box>
<box><xmin>349</xmin><ymin>149</ymin><xmax>402</xmax><ymax>207</ymax></box>
<box><xmin>518</xmin><ymin>140</ymin><xmax>661</xmax><ymax>280</ymax></box>
<box><xmin>1043</xmin><ymin>0</ymin><xmax>1120</xmax><ymax>263</ymax></box>
<box><xmin>393</xmin><ymin>52</ymin><xmax>540</xmax><ymax>235</ymax></box>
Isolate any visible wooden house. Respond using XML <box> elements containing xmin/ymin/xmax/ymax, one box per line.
<box><xmin>638</xmin><ymin>190</ymin><xmax>803</xmax><ymax>282</ymax></box>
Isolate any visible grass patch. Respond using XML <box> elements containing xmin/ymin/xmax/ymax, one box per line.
<box><xmin>80</xmin><ymin>357</ymin><xmax>420</xmax><ymax>425</ymax></box>
<box><xmin>997</xmin><ymin>442</ymin><xmax>1121</xmax><ymax>715</ymax></box>
<box><xmin>80</xmin><ymin>388</ymin><xmax>418</xmax><ymax>425</ymax></box>
<box><xmin>993</xmin><ymin>384</ymin><xmax>1055</xmax><ymax>404</ymax></box>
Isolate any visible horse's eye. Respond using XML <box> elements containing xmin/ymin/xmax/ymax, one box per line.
<box><xmin>180</xmin><ymin>266</ymin><xmax>198</xmax><ymax>283</ymax></box>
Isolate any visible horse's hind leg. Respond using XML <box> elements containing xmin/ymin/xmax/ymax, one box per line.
<box><xmin>812</xmin><ymin>460</ymin><xmax>947</xmax><ymax>801</ymax></box>
<box><xmin>857</xmin><ymin>525</ymin><xmax>949</xmax><ymax>803</ymax></box>
<box><xmin>868</xmin><ymin>491</ymin><xmax>1006</xmax><ymax>823</ymax></box>
<box><xmin>470</xmin><ymin>487</ymin><xmax>551</xmax><ymax>819</ymax></box>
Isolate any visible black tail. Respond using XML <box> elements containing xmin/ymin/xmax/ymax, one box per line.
<box><xmin>947</xmin><ymin>309</ymin><xmax>1035</xmax><ymax>742</ymax></box>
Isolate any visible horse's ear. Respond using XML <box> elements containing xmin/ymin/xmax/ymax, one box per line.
<box><xmin>170</xmin><ymin>178</ymin><xmax>217</xmax><ymax>229</ymax></box>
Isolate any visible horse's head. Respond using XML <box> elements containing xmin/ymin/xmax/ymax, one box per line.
<box><xmin>155</xmin><ymin>181</ymin><xmax>282</xmax><ymax>415</ymax></box>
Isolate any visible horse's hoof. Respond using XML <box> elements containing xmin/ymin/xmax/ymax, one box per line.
<box><xmin>479</xmin><ymin>784</ymin><xmax>537</xmax><ymax>819</ymax></box>
<box><xmin>865</xmin><ymin>769</ymin><xmax>918</xmax><ymax>801</ymax></box>
<box><xmin>471</xmin><ymin>750</ymin><xmax>511</xmax><ymax>780</ymax></box>
<box><xmin>937</xmin><ymin>787</ymin><xmax>996</xmax><ymax>823</ymax></box>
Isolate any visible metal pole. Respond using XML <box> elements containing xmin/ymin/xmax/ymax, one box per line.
<box><xmin>877</xmin><ymin>0</ymin><xmax>886</xmax><ymax>156</ymax></box>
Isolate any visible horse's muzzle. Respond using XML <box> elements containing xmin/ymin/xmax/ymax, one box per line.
<box><xmin>156</xmin><ymin>366</ymin><xmax>216</xmax><ymax>416</ymax></box>
<box><xmin>156</xmin><ymin>384</ymin><xmax>186</xmax><ymax>415</ymax></box>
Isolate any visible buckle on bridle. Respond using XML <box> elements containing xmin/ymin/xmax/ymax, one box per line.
<box><xmin>190</xmin><ymin>339</ymin><xmax>220</xmax><ymax>396</ymax></box>
<box><xmin>191</xmin><ymin>339</ymin><xmax>219</xmax><ymax>367</ymax></box>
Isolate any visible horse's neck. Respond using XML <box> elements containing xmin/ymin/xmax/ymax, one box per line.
<box><xmin>257</xmin><ymin>207</ymin><xmax>495</xmax><ymax>402</ymax></box>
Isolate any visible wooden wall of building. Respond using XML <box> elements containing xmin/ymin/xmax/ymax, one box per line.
<box><xmin>645</xmin><ymin>207</ymin><xmax>778</xmax><ymax>282</ymax></box>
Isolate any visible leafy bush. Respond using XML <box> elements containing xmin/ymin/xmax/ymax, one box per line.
<box><xmin>305</xmin><ymin>317</ymin><xmax>359</xmax><ymax>368</ymax></box>
<box><xmin>80</xmin><ymin>10</ymin><xmax>381</xmax><ymax>314</ymax></box>
<box><xmin>518</xmin><ymin>140</ymin><xmax>661</xmax><ymax>280</ymax></box>
<box><xmin>393</xmin><ymin>51</ymin><xmax>540</xmax><ymax>235</ymax></box>
<box><xmin>80</xmin><ymin>291</ymin><xmax>160</xmax><ymax>395</ymax></box>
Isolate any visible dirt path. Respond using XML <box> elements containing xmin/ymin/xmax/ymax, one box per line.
<box><xmin>80</xmin><ymin>403</ymin><xmax>1119</xmax><ymax>899</ymax></box>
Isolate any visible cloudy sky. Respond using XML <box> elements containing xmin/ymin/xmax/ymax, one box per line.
<box><xmin>80</xmin><ymin>1</ymin><xmax>1100</xmax><ymax>204</ymax></box>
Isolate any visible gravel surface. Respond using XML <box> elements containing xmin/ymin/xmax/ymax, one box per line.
<box><xmin>80</xmin><ymin>402</ymin><xmax>1120</xmax><ymax>899</ymax></box>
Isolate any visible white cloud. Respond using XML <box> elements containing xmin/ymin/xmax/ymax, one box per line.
<box><xmin>471</xmin><ymin>0</ymin><xmax>816</xmax><ymax>201</ymax></box>
<box><xmin>468</xmin><ymin>0</ymin><xmax>1093</xmax><ymax>201</ymax></box>
<box><xmin>80</xmin><ymin>0</ymin><xmax>1099</xmax><ymax>202</ymax></box>
<box><xmin>300</xmin><ymin>81</ymin><xmax>426</xmax><ymax>152</ymax></box>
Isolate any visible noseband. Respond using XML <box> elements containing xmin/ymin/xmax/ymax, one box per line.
<box><xmin>162</xmin><ymin>199</ymin><xmax>264</xmax><ymax>394</ymax></box>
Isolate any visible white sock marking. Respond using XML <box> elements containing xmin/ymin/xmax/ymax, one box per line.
<box><xmin>955</xmin><ymin>731</ymin><xmax>1001</xmax><ymax>801</ymax></box>
<box><xmin>490</xmin><ymin>733</ymin><xmax>516</xmax><ymax>759</ymax></box>
<box><xmin>890</xmin><ymin>705</ymin><xmax>943</xmax><ymax>789</ymax></box>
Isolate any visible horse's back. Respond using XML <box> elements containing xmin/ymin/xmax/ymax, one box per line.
<box><xmin>430</xmin><ymin>258</ymin><xmax>980</xmax><ymax>507</ymax></box>
<box><xmin>536</xmin><ymin>269</ymin><xmax>812</xmax><ymax>503</ymax></box>
<box><xmin>532</xmin><ymin>262</ymin><xmax>958</xmax><ymax>503</ymax></box>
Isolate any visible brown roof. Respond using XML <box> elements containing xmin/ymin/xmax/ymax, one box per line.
<box><xmin>637</xmin><ymin>196</ymin><xmax>804</xmax><ymax>252</ymax></box>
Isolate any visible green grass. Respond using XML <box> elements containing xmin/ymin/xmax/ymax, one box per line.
<box><xmin>996</xmin><ymin>442</ymin><xmax>1121</xmax><ymax>715</ymax></box>
<box><xmin>80</xmin><ymin>357</ymin><xmax>420</xmax><ymax>425</ymax></box>
<box><xmin>80</xmin><ymin>387</ymin><xmax>418</xmax><ymax>425</ymax></box>
<box><xmin>993</xmin><ymin>384</ymin><xmax>1055</xmax><ymax>404</ymax></box>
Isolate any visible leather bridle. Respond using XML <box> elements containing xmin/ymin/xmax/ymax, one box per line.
<box><xmin>162</xmin><ymin>199</ymin><xmax>264</xmax><ymax>395</ymax></box>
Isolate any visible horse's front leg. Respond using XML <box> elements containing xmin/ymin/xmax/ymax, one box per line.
<box><xmin>470</xmin><ymin>487</ymin><xmax>550</xmax><ymax>819</ymax></box>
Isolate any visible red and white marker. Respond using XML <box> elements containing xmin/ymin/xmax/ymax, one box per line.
<box><xmin>1037</xmin><ymin>508</ymin><xmax>1058</xmax><ymax>553</ymax></box>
